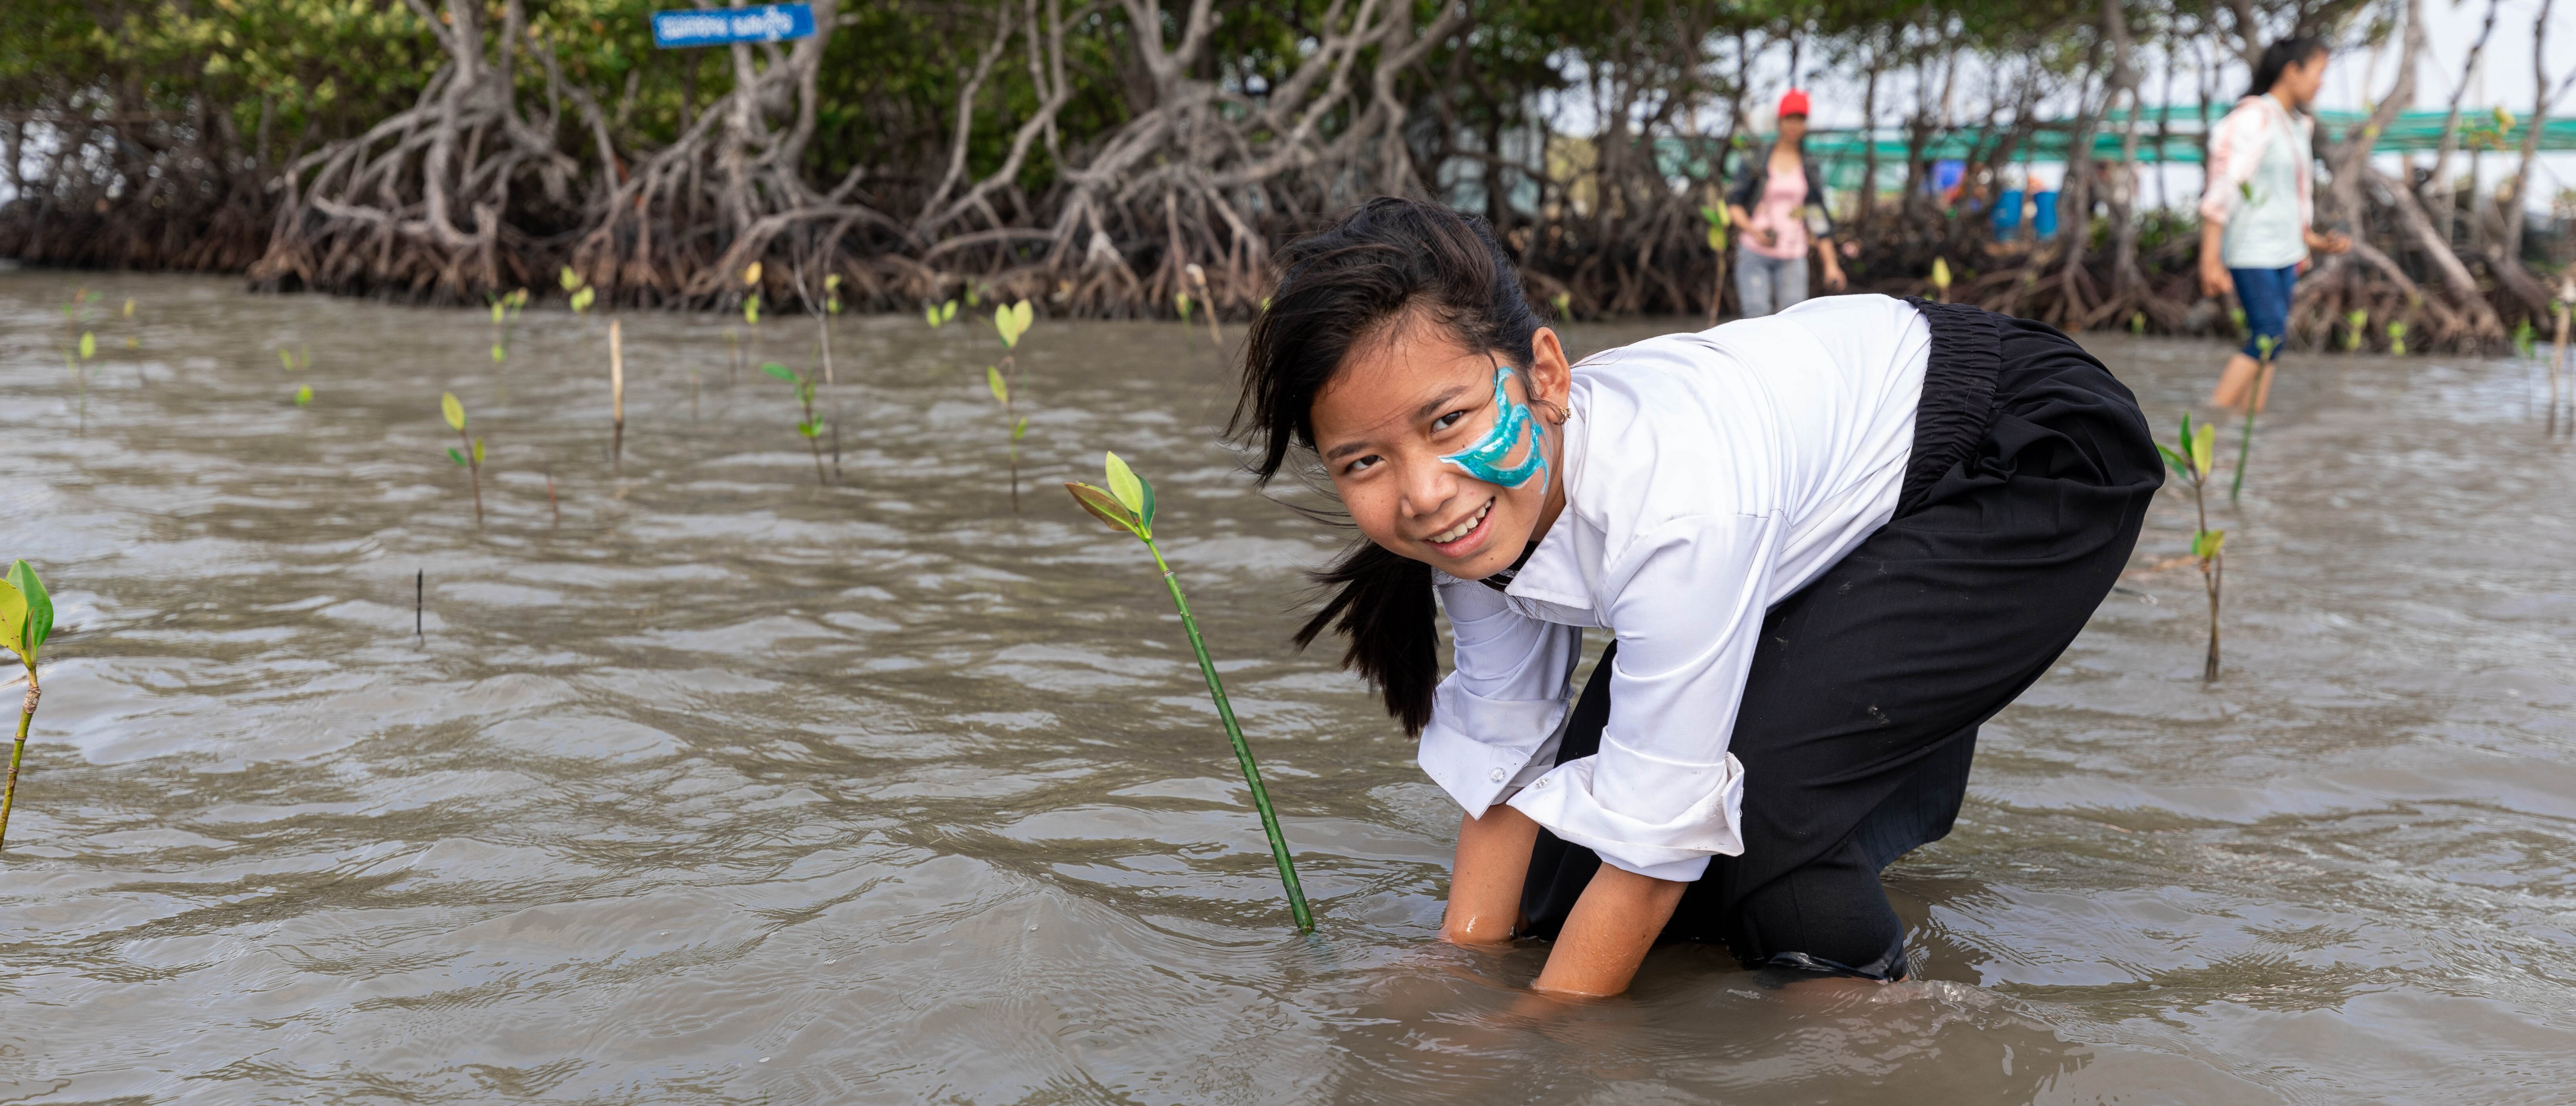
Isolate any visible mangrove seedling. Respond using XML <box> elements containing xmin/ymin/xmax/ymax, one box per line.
<box><xmin>293</xmin><ymin>385</ymin><xmax>313</xmax><ymax>407</ymax></box>
<box><xmin>761</xmin><ymin>361</ymin><xmax>831</xmax><ymax>485</ymax></box>
<box><xmin>2344</xmin><ymin>308</ymin><xmax>2368</xmax><ymax>352</ymax></box>
<box><xmin>2156</xmin><ymin>416</ymin><xmax>2225</xmax><ymax>680</ymax></box>
<box><xmin>988</xmin><ymin>300</ymin><xmax>1035</xmax><ymax>510</ymax></box>
<box><xmin>0</xmin><ymin>559</ymin><xmax>54</xmax><ymax>851</ymax></box>
<box><xmin>122</xmin><ymin>297</ymin><xmax>138</xmax><ymax>351</ymax></box>
<box><xmin>1701</xmin><ymin>204</ymin><xmax>1731</xmax><ymax>326</ymax></box>
<box><xmin>2229</xmin><ymin>335</ymin><xmax>2278</xmax><ymax>504</ymax></box>
<box><xmin>487</xmin><ymin>287</ymin><xmax>528</xmax><ymax>363</ymax></box>
<box><xmin>1062</xmin><ymin>454</ymin><xmax>1314</xmax><ymax>933</ymax></box>
<box><xmin>923</xmin><ymin>299</ymin><xmax>959</xmax><ymax>329</ymax></box>
<box><xmin>1185</xmin><ymin>263</ymin><xmax>1221</xmax><ymax>347</ymax></box>
<box><xmin>1551</xmin><ymin>291</ymin><xmax>1572</xmax><ymax>320</ymax></box>
<box><xmin>2228</xmin><ymin>306</ymin><xmax>2248</xmax><ymax>336</ymax></box>
<box><xmin>1931</xmin><ymin>256</ymin><xmax>1952</xmax><ymax>303</ymax></box>
<box><xmin>560</xmin><ymin>266</ymin><xmax>597</xmax><ymax>315</ymax></box>
<box><xmin>2387</xmin><ymin>320</ymin><xmax>2408</xmax><ymax>357</ymax></box>
<box><xmin>442</xmin><ymin>392</ymin><xmax>486</xmax><ymax>527</ymax></box>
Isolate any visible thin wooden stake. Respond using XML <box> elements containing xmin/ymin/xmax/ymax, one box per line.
<box><xmin>609</xmin><ymin>318</ymin><xmax>625</xmax><ymax>472</ymax></box>
<box><xmin>416</xmin><ymin>570</ymin><xmax>424</xmax><ymax>637</ymax></box>
<box><xmin>546</xmin><ymin>470</ymin><xmax>560</xmax><ymax>528</ymax></box>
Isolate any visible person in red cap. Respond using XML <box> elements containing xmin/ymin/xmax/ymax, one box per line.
<box><xmin>1723</xmin><ymin>89</ymin><xmax>1846</xmax><ymax>317</ymax></box>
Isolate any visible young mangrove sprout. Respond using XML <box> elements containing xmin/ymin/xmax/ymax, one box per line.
<box><xmin>1701</xmin><ymin>203</ymin><xmax>1729</xmax><ymax>326</ymax></box>
<box><xmin>1931</xmin><ymin>256</ymin><xmax>1953</xmax><ymax>303</ymax></box>
<box><xmin>1184</xmin><ymin>263</ymin><xmax>1221</xmax><ymax>347</ymax></box>
<box><xmin>761</xmin><ymin>362</ymin><xmax>831</xmax><ymax>485</ymax></box>
<box><xmin>488</xmin><ymin>287</ymin><xmax>528</xmax><ymax>363</ymax></box>
<box><xmin>0</xmin><ymin>559</ymin><xmax>54</xmax><ymax>852</ymax></box>
<box><xmin>1063</xmin><ymin>454</ymin><xmax>1314</xmax><ymax>933</ymax></box>
<box><xmin>2344</xmin><ymin>308</ymin><xmax>2368</xmax><ymax>352</ymax></box>
<box><xmin>561</xmin><ymin>266</ymin><xmax>598</xmax><ymax>315</ymax></box>
<box><xmin>122</xmin><ymin>297</ymin><xmax>139</xmax><ymax>353</ymax></box>
<box><xmin>2387</xmin><ymin>320</ymin><xmax>2408</xmax><ymax>357</ymax></box>
<box><xmin>2229</xmin><ymin>334</ymin><xmax>2277</xmax><ymax>504</ymax></box>
<box><xmin>442</xmin><ymin>392</ymin><xmax>486</xmax><ymax>527</ymax></box>
<box><xmin>1551</xmin><ymin>291</ymin><xmax>1571</xmax><ymax>320</ymax></box>
<box><xmin>923</xmin><ymin>298</ymin><xmax>959</xmax><ymax>329</ymax></box>
<box><xmin>988</xmin><ymin>300</ymin><xmax>1035</xmax><ymax>510</ymax></box>
<box><xmin>2156</xmin><ymin>415</ymin><xmax>2225</xmax><ymax>680</ymax></box>
<box><xmin>280</xmin><ymin>346</ymin><xmax>311</xmax><ymax>405</ymax></box>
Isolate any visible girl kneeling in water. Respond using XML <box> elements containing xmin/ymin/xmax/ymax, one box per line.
<box><xmin>1235</xmin><ymin>199</ymin><xmax>2162</xmax><ymax>996</ymax></box>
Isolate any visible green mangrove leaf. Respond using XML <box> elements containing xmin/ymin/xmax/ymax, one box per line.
<box><xmin>2254</xmin><ymin>335</ymin><xmax>2276</xmax><ymax>361</ymax></box>
<box><xmin>1064</xmin><ymin>482</ymin><xmax>1142</xmax><ymax>537</ymax></box>
<box><xmin>743</xmin><ymin>261</ymin><xmax>763</xmax><ymax>287</ymax></box>
<box><xmin>825</xmin><ymin>274</ymin><xmax>842</xmax><ymax>291</ymax></box>
<box><xmin>448</xmin><ymin>447</ymin><xmax>467</xmax><ymax>467</ymax></box>
<box><xmin>941</xmin><ymin>300</ymin><xmax>958</xmax><ymax>324</ymax></box>
<box><xmin>280</xmin><ymin>348</ymin><xmax>295</xmax><ymax>371</ymax></box>
<box><xmin>1707</xmin><ymin>225</ymin><xmax>1725</xmax><ymax>252</ymax></box>
<box><xmin>986</xmin><ymin>366</ymin><xmax>1008</xmax><ymax>403</ymax></box>
<box><xmin>293</xmin><ymin>384</ymin><xmax>312</xmax><ymax>406</ymax></box>
<box><xmin>1137</xmin><ymin>473</ymin><xmax>1156</xmax><ymax>531</ymax></box>
<box><xmin>571</xmin><ymin>287</ymin><xmax>595</xmax><ymax>313</ymax></box>
<box><xmin>122</xmin><ymin>297</ymin><xmax>134</xmax><ymax>318</ymax></box>
<box><xmin>7</xmin><ymin>556</ymin><xmax>51</xmax><ymax>663</ymax></box>
<box><xmin>442</xmin><ymin>392</ymin><xmax>466</xmax><ymax>431</ymax></box>
<box><xmin>1104</xmin><ymin>452</ymin><xmax>1145</xmax><ymax>517</ymax></box>
<box><xmin>2156</xmin><ymin>442</ymin><xmax>2191</xmax><ymax>476</ymax></box>
<box><xmin>560</xmin><ymin>266</ymin><xmax>582</xmax><ymax>291</ymax></box>
<box><xmin>472</xmin><ymin>438</ymin><xmax>484</xmax><ymax>465</ymax></box>
<box><xmin>2190</xmin><ymin>422</ymin><xmax>2216</xmax><ymax>478</ymax></box>
<box><xmin>760</xmin><ymin>361</ymin><xmax>797</xmax><ymax>383</ymax></box>
<box><xmin>490</xmin><ymin>302</ymin><xmax>506</xmax><ymax>324</ymax></box>
<box><xmin>1931</xmin><ymin>257</ymin><xmax>1951</xmax><ymax>288</ymax></box>
<box><xmin>924</xmin><ymin>304</ymin><xmax>940</xmax><ymax>328</ymax></box>
<box><xmin>1176</xmin><ymin>292</ymin><xmax>1193</xmax><ymax>320</ymax></box>
<box><xmin>2193</xmin><ymin>529</ymin><xmax>2227</xmax><ymax>560</ymax></box>
<box><xmin>1011</xmin><ymin>417</ymin><xmax>1028</xmax><ymax>442</ymax></box>
<box><xmin>492</xmin><ymin>343</ymin><xmax>506</xmax><ymax>363</ymax></box>
<box><xmin>798</xmin><ymin>419</ymin><xmax>822</xmax><ymax>438</ymax></box>
<box><xmin>744</xmin><ymin>295</ymin><xmax>762</xmax><ymax>325</ymax></box>
<box><xmin>0</xmin><ymin>580</ymin><xmax>24</xmax><ymax>668</ymax></box>
<box><xmin>78</xmin><ymin>331</ymin><xmax>95</xmax><ymax>359</ymax></box>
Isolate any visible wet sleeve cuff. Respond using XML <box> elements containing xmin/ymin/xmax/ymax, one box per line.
<box><xmin>1417</xmin><ymin>681</ymin><xmax>1570</xmax><ymax>819</ymax></box>
<box><xmin>1505</xmin><ymin>742</ymin><xmax>1745</xmax><ymax>883</ymax></box>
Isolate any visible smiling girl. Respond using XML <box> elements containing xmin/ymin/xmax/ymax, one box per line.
<box><xmin>1236</xmin><ymin>199</ymin><xmax>2163</xmax><ymax>996</ymax></box>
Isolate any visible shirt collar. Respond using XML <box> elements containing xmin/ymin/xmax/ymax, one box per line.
<box><xmin>1499</xmin><ymin>400</ymin><xmax>1593</xmax><ymax>609</ymax></box>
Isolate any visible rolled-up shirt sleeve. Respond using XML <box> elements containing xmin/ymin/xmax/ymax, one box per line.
<box><xmin>1507</xmin><ymin>513</ymin><xmax>1780</xmax><ymax>882</ymax></box>
<box><xmin>1416</xmin><ymin>576</ymin><xmax>1582</xmax><ymax>820</ymax></box>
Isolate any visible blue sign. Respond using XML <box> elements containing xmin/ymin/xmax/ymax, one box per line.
<box><xmin>651</xmin><ymin>4</ymin><xmax>815</xmax><ymax>47</ymax></box>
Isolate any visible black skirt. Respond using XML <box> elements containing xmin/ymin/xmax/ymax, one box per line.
<box><xmin>1514</xmin><ymin>299</ymin><xmax>2163</xmax><ymax>979</ymax></box>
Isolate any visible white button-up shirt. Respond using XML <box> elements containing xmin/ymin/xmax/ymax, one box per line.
<box><xmin>1416</xmin><ymin>294</ymin><xmax>1932</xmax><ymax>882</ymax></box>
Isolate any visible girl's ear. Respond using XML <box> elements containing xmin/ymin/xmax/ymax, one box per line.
<box><xmin>1529</xmin><ymin>327</ymin><xmax>1574</xmax><ymax>421</ymax></box>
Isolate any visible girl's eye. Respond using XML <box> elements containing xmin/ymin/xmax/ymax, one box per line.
<box><xmin>1343</xmin><ymin>454</ymin><xmax>1382</xmax><ymax>475</ymax></box>
<box><xmin>1432</xmin><ymin>410</ymin><xmax>1469</xmax><ymax>432</ymax></box>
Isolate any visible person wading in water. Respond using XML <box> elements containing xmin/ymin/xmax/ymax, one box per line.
<box><xmin>1234</xmin><ymin>198</ymin><xmax>2161</xmax><ymax>995</ymax></box>
<box><xmin>2199</xmin><ymin>36</ymin><xmax>2351</xmax><ymax>411</ymax></box>
<box><xmin>1724</xmin><ymin>89</ymin><xmax>1847</xmax><ymax>318</ymax></box>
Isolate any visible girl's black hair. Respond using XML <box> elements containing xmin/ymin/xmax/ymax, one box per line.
<box><xmin>1231</xmin><ymin>197</ymin><xmax>1546</xmax><ymax>735</ymax></box>
<box><xmin>2249</xmin><ymin>36</ymin><xmax>2329</xmax><ymax>97</ymax></box>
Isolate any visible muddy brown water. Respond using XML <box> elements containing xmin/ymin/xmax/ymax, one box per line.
<box><xmin>2</xmin><ymin>272</ymin><xmax>2572</xmax><ymax>1104</ymax></box>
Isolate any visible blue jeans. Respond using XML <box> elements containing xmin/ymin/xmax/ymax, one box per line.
<box><xmin>1736</xmin><ymin>247</ymin><xmax>1808</xmax><ymax>318</ymax></box>
<box><xmin>2231</xmin><ymin>265</ymin><xmax>2297</xmax><ymax>358</ymax></box>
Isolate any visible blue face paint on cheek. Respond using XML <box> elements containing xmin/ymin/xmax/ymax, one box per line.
<box><xmin>1437</xmin><ymin>366</ymin><xmax>1548</xmax><ymax>490</ymax></box>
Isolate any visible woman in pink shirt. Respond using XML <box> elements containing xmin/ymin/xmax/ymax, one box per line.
<box><xmin>1724</xmin><ymin>89</ymin><xmax>1848</xmax><ymax>317</ymax></box>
